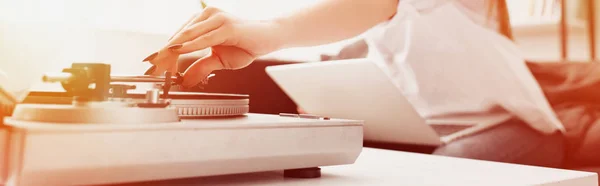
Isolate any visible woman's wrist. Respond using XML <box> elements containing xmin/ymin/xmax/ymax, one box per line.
<box><xmin>267</xmin><ymin>17</ymin><xmax>295</xmax><ymax>51</ymax></box>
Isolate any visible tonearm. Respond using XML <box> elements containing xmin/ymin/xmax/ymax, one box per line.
<box><xmin>41</xmin><ymin>63</ymin><xmax>182</xmax><ymax>105</ymax></box>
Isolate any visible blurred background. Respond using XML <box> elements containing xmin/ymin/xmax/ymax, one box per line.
<box><xmin>0</xmin><ymin>0</ymin><xmax>596</xmax><ymax>61</ymax></box>
<box><xmin>0</xmin><ymin>0</ymin><xmax>597</xmax><ymax>113</ymax></box>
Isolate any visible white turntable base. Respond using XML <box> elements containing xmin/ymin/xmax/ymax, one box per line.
<box><xmin>0</xmin><ymin>114</ymin><xmax>363</xmax><ymax>186</ymax></box>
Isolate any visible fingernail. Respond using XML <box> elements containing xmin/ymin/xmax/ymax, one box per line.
<box><xmin>168</xmin><ymin>44</ymin><xmax>183</xmax><ymax>50</ymax></box>
<box><xmin>142</xmin><ymin>52</ymin><xmax>158</xmax><ymax>62</ymax></box>
<box><xmin>144</xmin><ymin>65</ymin><xmax>157</xmax><ymax>75</ymax></box>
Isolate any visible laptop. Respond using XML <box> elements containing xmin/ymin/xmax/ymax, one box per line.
<box><xmin>265</xmin><ymin>58</ymin><xmax>510</xmax><ymax>147</ymax></box>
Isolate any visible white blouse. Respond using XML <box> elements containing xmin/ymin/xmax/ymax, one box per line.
<box><xmin>364</xmin><ymin>0</ymin><xmax>565</xmax><ymax>134</ymax></box>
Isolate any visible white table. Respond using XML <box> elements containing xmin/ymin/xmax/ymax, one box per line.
<box><xmin>113</xmin><ymin>148</ymin><xmax>598</xmax><ymax>186</ymax></box>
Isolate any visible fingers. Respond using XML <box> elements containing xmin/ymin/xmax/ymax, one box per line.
<box><xmin>181</xmin><ymin>52</ymin><xmax>225</xmax><ymax>87</ymax></box>
<box><xmin>145</xmin><ymin>48</ymin><xmax>180</xmax><ymax>76</ymax></box>
<box><xmin>144</xmin><ymin>7</ymin><xmax>227</xmax><ymax>76</ymax></box>
<box><xmin>169</xmin><ymin>14</ymin><xmax>226</xmax><ymax>47</ymax></box>
<box><xmin>168</xmin><ymin>15</ymin><xmax>197</xmax><ymax>41</ymax></box>
<box><xmin>142</xmin><ymin>52</ymin><xmax>158</xmax><ymax>62</ymax></box>
<box><xmin>173</xmin><ymin>26</ymin><xmax>231</xmax><ymax>54</ymax></box>
<box><xmin>144</xmin><ymin>65</ymin><xmax>157</xmax><ymax>75</ymax></box>
<box><xmin>168</xmin><ymin>7</ymin><xmax>221</xmax><ymax>44</ymax></box>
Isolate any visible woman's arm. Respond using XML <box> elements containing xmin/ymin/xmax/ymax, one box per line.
<box><xmin>148</xmin><ymin>0</ymin><xmax>398</xmax><ymax>87</ymax></box>
<box><xmin>272</xmin><ymin>0</ymin><xmax>398</xmax><ymax>49</ymax></box>
<box><xmin>168</xmin><ymin>0</ymin><xmax>399</xmax><ymax>54</ymax></box>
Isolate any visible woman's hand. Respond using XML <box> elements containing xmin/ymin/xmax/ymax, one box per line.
<box><xmin>145</xmin><ymin>7</ymin><xmax>284</xmax><ymax>87</ymax></box>
<box><xmin>144</xmin><ymin>0</ymin><xmax>397</xmax><ymax>87</ymax></box>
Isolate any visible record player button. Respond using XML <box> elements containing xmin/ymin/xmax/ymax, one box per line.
<box><xmin>146</xmin><ymin>89</ymin><xmax>160</xmax><ymax>104</ymax></box>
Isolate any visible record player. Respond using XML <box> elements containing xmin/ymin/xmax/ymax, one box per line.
<box><xmin>0</xmin><ymin>63</ymin><xmax>364</xmax><ymax>186</ymax></box>
<box><xmin>23</xmin><ymin>63</ymin><xmax>250</xmax><ymax>119</ymax></box>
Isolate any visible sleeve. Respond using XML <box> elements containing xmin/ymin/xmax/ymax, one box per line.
<box><xmin>363</xmin><ymin>1</ymin><xmax>564</xmax><ymax>134</ymax></box>
<box><xmin>365</xmin><ymin>0</ymin><xmax>499</xmax><ymax>47</ymax></box>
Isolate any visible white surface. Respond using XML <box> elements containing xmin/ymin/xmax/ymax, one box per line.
<box><xmin>112</xmin><ymin>148</ymin><xmax>598</xmax><ymax>186</ymax></box>
<box><xmin>266</xmin><ymin>59</ymin><xmax>441</xmax><ymax>146</ymax></box>
<box><xmin>3</xmin><ymin>113</ymin><xmax>363</xmax><ymax>186</ymax></box>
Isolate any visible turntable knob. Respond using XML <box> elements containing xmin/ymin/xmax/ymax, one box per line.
<box><xmin>136</xmin><ymin>89</ymin><xmax>170</xmax><ymax>108</ymax></box>
<box><xmin>146</xmin><ymin>89</ymin><xmax>160</xmax><ymax>104</ymax></box>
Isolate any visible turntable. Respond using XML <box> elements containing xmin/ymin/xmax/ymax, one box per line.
<box><xmin>0</xmin><ymin>63</ymin><xmax>363</xmax><ymax>186</ymax></box>
<box><xmin>23</xmin><ymin>63</ymin><xmax>249</xmax><ymax>119</ymax></box>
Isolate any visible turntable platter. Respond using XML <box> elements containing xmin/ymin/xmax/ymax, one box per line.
<box><xmin>24</xmin><ymin>90</ymin><xmax>250</xmax><ymax>118</ymax></box>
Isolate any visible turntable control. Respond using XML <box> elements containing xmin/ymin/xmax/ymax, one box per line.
<box><xmin>137</xmin><ymin>89</ymin><xmax>171</xmax><ymax>108</ymax></box>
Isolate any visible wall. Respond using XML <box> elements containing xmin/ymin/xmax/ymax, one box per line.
<box><xmin>512</xmin><ymin>18</ymin><xmax>594</xmax><ymax>62</ymax></box>
<box><xmin>510</xmin><ymin>0</ymin><xmax>598</xmax><ymax>62</ymax></box>
<box><xmin>1</xmin><ymin>0</ymin><xmax>598</xmax><ymax>69</ymax></box>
